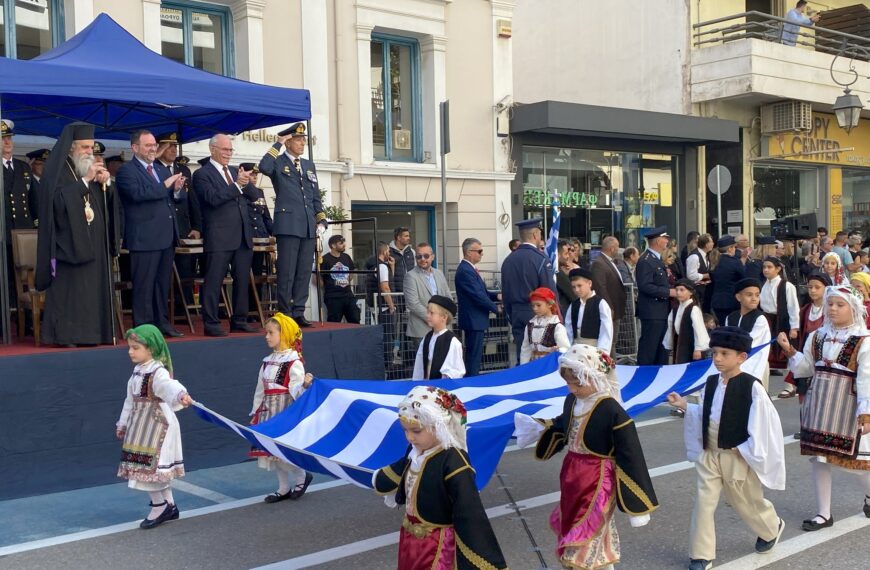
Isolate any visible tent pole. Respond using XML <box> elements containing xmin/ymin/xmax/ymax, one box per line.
<box><xmin>0</xmin><ymin>97</ymin><xmax>11</xmax><ymax>345</ymax></box>
<box><xmin>307</xmin><ymin>119</ymin><xmax>323</xmax><ymax>324</ymax></box>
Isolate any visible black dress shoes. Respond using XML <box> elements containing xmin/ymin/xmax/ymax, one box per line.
<box><xmin>801</xmin><ymin>514</ymin><xmax>834</xmax><ymax>531</ymax></box>
<box><xmin>290</xmin><ymin>472</ymin><xmax>314</xmax><ymax>499</ymax></box>
<box><xmin>264</xmin><ymin>490</ymin><xmax>293</xmax><ymax>504</ymax></box>
<box><xmin>140</xmin><ymin>501</ymin><xmax>174</xmax><ymax>529</ymax></box>
<box><xmin>161</xmin><ymin>328</ymin><xmax>185</xmax><ymax>338</ymax></box>
<box><xmin>230</xmin><ymin>322</ymin><xmax>257</xmax><ymax>333</ymax></box>
<box><xmin>295</xmin><ymin>316</ymin><xmax>313</xmax><ymax>328</ymax></box>
<box><xmin>204</xmin><ymin>328</ymin><xmax>228</xmax><ymax>337</ymax></box>
<box><xmin>864</xmin><ymin>496</ymin><xmax>870</xmax><ymax>518</ymax></box>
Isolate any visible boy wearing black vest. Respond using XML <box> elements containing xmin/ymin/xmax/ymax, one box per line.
<box><xmin>668</xmin><ymin>327</ymin><xmax>785</xmax><ymax>570</ymax></box>
<box><xmin>724</xmin><ymin>278</ymin><xmax>771</xmax><ymax>390</ymax></box>
<box><xmin>563</xmin><ymin>268</ymin><xmax>613</xmax><ymax>353</ymax></box>
<box><xmin>663</xmin><ymin>278</ymin><xmax>710</xmax><ymax>364</ymax></box>
<box><xmin>411</xmin><ymin>295</ymin><xmax>466</xmax><ymax>380</ymax></box>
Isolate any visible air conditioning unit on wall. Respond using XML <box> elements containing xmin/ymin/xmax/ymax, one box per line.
<box><xmin>761</xmin><ymin>101</ymin><xmax>813</xmax><ymax>134</ymax></box>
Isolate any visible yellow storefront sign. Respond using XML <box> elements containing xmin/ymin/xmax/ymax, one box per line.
<box><xmin>765</xmin><ymin>113</ymin><xmax>870</xmax><ymax>167</ymax></box>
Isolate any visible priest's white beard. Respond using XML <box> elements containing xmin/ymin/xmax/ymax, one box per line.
<box><xmin>71</xmin><ymin>153</ymin><xmax>94</xmax><ymax>177</ymax></box>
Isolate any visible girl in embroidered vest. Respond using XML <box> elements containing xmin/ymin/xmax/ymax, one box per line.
<box><xmin>514</xmin><ymin>345</ymin><xmax>658</xmax><ymax>570</ymax></box>
<box><xmin>780</xmin><ymin>272</ymin><xmax>830</xmax><ymax>400</ymax></box>
<box><xmin>412</xmin><ymin>295</ymin><xmax>465</xmax><ymax>380</ymax></box>
<box><xmin>250</xmin><ymin>313</ymin><xmax>315</xmax><ymax>503</ymax></box>
<box><xmin>521</xmin><ymin>287</ymin><xmax>570</xmax><ymax>364</ymax></box>
<box><xmin>663</xmin><ymin>279</ymin><xmax>710</xmax><ymax>365</ymax></box>
<box><xmin>116</xmin><ymin>324</ymin><xmax>193</xmax><ymax>529</ymax></box>
<box><xmin>761</xmin><ymin>257</ymin><xmax>800</xmax><ymax>377</ymax></box>
<box><xmin>821</xmin><ymin>251</ymin><xmax>850</xmax><ymax>286</ymax></box>
<box><xmin>372</xmin><ymin>386</ymin><xmax>508</xmax><ymax>570</ymax></box>
<box><xmin>669</xmin><ymin>326</ymin><xmax>785</xmax><ymax>568</ymax></box>
<box><xmin>848</xmin><ymin>271</ymin><xmax>870</xmax><ymax>329</ymax></box>
<box><xmin>779</xmin><ymin>285</ymin><xmax>870</xmax><ymax>531</ymax></box>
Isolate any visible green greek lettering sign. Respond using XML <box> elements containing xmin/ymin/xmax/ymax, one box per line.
<box><xmin>522</xmin><ymin>188</ymin><xmax>598</xmax><ymax>208</ymax></box>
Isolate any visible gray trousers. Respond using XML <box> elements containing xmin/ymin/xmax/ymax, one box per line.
<box><xmin>276</xmin><ymin>235</ymin><xmax>316</xmax><ymax>317</ymax></box>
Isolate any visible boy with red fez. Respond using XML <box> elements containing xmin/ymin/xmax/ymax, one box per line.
<box><xmin>521</xmin><ymin>287</ymin><xmax>570</xmax><ymax>364</ymax></box>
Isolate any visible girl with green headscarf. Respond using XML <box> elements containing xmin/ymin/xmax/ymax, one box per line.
<box><xmin>116</xmin><ymin>324</ymin><xmax>193</xmax><ymax>529</ymax></box>
<box><xmin>249</xmin><ymin>313</ymin><xmax>315</xmax><ymax>503</ymax></box>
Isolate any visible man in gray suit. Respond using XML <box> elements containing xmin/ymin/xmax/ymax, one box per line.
<box><xmin>258</xmin><ymin>122</ymin><xmax>326</xmax><ymax>327</ymax></box>
<box><xmin>402</xmin><ymin>242</ymin><xmax>452</xmax><ymax>375</ymax></box>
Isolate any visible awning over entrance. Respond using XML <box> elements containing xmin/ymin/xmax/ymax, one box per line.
<box><xmin>511</xmin><ymin>101</ymin><xmax>739</xmax><ymax>144</ymax></box>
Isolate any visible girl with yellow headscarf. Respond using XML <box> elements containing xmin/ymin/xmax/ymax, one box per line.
<box><xmin>249</xmin><ymin>313</ymin><xmax>315</xmax><ymax>503</ymax></box>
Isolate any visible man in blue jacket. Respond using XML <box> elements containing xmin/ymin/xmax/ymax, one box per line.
<box><xmin>116</xmin><ymin>129</ymin><xmax>186</xmax><ymax>336</ymax></box>
<box><xmin>455</xmin><ymin>237</ymin><xmax>500</xmax><ymax>376</ymax></box>
<box><xmin>635</xmin><ymin>226</ymin><xmax>676</xmax><ymax>365</ymax></box>
<box><xmin>710</xmin><ymin>235</ymin><xmax>746</xmax><ymax>326</ymax></box>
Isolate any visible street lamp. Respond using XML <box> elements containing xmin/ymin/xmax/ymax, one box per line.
<box><xmin>832</xmin><ymin>87</ymin><xmax>862</xmax><ymax>133</ymax></box>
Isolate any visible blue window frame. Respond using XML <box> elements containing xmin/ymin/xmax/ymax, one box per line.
<box><xmin>160</xmin><ymin>1</ymin><xmax>234</xmax><ymax>76</ymax></box>
<box><xmin>1</xmin><ymin>0</ymin><xmax>65</xmax><ymax>60</ymax></box>
<box><xmin>370</xmin><ymin>34</ymin><xmax>422</xmax><ymax>162</ymax></box>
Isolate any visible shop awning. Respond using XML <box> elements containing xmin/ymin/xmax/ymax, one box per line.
<box><xmin>511</xmin><ymin>101</ymin><xmax>739</xmax><ymax>144</ymax></box>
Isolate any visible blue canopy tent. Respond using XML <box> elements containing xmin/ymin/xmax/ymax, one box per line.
<box><xmin>0</xmin><ymin>13</ymin><xmax>311</xmax><ymax>343</ymax></box>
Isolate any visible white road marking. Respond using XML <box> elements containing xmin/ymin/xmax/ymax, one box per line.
<box><xmin>171</xmin><ymin>480</ymin><xmax>236</xmax><ymax>504</ymax></box>
<box><xmin>715</xmin><ymin>513</ymin><xmax>870</xmax><ymax>569</ymax></box>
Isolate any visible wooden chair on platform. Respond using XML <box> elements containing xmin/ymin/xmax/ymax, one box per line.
<box><xmin>11</xmin><ymin>229</ymin><xmax>45</xmax><ymax>346</ymax></box>
<box><xmin>114</xmin><ymin>251</ymin><xmax>134</xmax><ymax>337</ymax></box>
<box><xmin>171</xmin><ymin>239</ymin><xmax>232</xmax><ymax>331</ymax></box>
<box><xmin>249</xmin><ymin>237</ymin><xmax>278</xmax><ymax>325</ymax></box>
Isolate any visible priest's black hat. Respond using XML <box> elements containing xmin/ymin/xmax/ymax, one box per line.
<box><xmin>709</xmin><ymin>326</ymin><xmax>752</xmax><ymax>354</ymax></box>
<box><xmin>70</xmin><ymin>123</ymin><xmax>95</xmax><ymax>141</ymax></box>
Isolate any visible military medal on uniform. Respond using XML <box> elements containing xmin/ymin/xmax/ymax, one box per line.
<box><xmin>84</xmin><ymin>195</ymin><xmax>95</xmax><ymax>225</ymax></box>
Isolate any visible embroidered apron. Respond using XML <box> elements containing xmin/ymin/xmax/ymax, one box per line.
<box><xmin>118</xmin><ymin>372</ymin><xmax>169</xmax><ymax>479</ymax></box>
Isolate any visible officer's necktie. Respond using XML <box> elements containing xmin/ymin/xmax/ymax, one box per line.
<box><xmin>223</xmin><ymin>166</ymin><xmax>234</xmax><ymax>185</ymax></box>
<box><xmin>294</xmin><ymin>158</ymin><xmax>301</xmax><ymax>174</ymax></box>
<box><xmin>4</xmin><ymin>159</ymin><xmax>12</xmax><ymax>174</ymax></box>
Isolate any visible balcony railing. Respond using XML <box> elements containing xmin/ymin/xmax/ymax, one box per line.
<box><xmin>693</xmin><ymin>11</ymin><xmax>870</xmax><ymax>61</ymax></box>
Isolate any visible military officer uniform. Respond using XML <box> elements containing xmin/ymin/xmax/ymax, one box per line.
<box><xmin>25</xmin><ymin>148</ymin><xmax>50</xmax><ymax>220</ymax></box>
<box><xmin>635</xmin><ymin>226</ymin><xmax>673</xmax><ymax>365</ymax></box>
<box><xmin>2</xmin><ymin>120</ymin><xmax>36</xmax><ymax>308</ymax></box>
<box><xmin>500</xmin><ymin>218</ymin><xmax>556</xmax><ymax>364</ymax></box>
<box><xmin>710</xmin><ymin>235</ymin><xmax>746</xmax><ymax>326</ymax></box>
<box><xmin>257</xmin><ymin>122</ymin><xmax>326</xmax><ymax>325</ymax></box>
<box><xmin>240</xmin><ymin>162</ymin><xmax>273</xmax><ymax>316</ymax></box>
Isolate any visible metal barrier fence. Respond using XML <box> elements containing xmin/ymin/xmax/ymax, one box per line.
<box><xmin>613</xmin><ymin>284</ymin><xmax>639</xmax><ymax>365</ymax></box>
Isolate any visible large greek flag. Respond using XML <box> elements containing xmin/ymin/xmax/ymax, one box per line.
<box><xmin>193</xmin><ymin>346</ymin><xmax>766</xmax><ymax>490</ymax></box>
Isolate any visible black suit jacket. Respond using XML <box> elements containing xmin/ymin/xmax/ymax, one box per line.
<box><xmin>161</xmin><ymin>160</ymin><xmax>201</xmax><ymax>237</ymax></box>
<box><xmin>115</xmin><ymin>158</ymin><xmax>178</xmax><ymax>251</ymax></box>
<box><xmin>192</xmin><ymin>161</ymin><xmax>258</xmax><ymax>253</ymax></box>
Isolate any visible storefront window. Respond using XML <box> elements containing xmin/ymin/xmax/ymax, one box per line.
<box><xmin>521</xmin><ymin>146</ymin><xmax>676</xmax><ymax>250</ymax></box>
<box><xmin>752</xmin><ymin>165</ymin><xmax>818</xmax><ymax>236</ymax></box>
<box><xmin>348</xmin><ymin>205</ymin><xmax>434</xmax><ymax>268</ymax></box>
<box><xmin>842</xmin><ymin>168</ymin><xmax>870</xmax><ymax>235</ymax></box>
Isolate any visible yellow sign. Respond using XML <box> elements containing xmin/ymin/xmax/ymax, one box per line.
<box><xmin>765</xmin><ymin>112</ymin><xmax>870</xmax><ymax>167</ymax></box>
<box><xmin>829</xmin><ymin>168</ymin><xmax>843</xmax><ymax>235</ymax></box>
<box><xmin>643</xmin><ymin>189</ymin><xmax>659</xmax><ymax>203</ymax></box>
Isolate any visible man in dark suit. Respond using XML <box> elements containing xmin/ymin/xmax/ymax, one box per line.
<box><xmin>156</xmin><ymin>133</ymin><xmax>201</xmax><ymax>242</ymax></box>
<box><xmin>710</xmin><ymin>235</ymin><xmax>746</xmax><ymax>326</ymax></box>
<box><xmin>635</xmin><ymin>226</ymin><xmax>676</xmax><ymax>365</ymax></box>
<box><xmin>501</xmin><ymin>218</ymin><xmax>556</xmax><ymax>364</ymax></box>
<box><xmin>193</xmin><ymin>133</ymin><xmax>259</xmax><ymax>337</ymax></box>
<box><xmin>115</xmin><ymin>129</ymin><xmax>185</xmax><ymax>337</ymax></box>
<box><xmin>455</xmin><ymin>237</ymin><xmax>500</xmax><ymax>377</ymax></box>
<box><xmin>590</xmin><ymin>236</ymin><xmax>626</xmax><ymax>353</ymax></box>
<box><xmin>258</xmin><ymin>122</ymin><xmax>327</xmax><ymax>327</ymax></box>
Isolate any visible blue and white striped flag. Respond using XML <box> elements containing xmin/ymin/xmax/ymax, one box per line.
<box><xmin>544</xmin><ymin>192</ymin><xmax>561</xmax><ymax>276</ymax></box>
<box><xmin>193</xmin><ymin>344</ymin><xmax>769</xmax><ymax>490</ymax></box>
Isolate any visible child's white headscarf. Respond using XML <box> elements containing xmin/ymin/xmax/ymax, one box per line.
<box><xmin>558</xmin><ymin>344</ymin><xmax>616</xmax><ymax>397</ymax></box>
<box><xmin>398</xmin><ymin>386</ymin><xmax>468</xmax><ymax>450</ymax></box>
<box><xmin>822</xmin><ymin>285</ymin><xmax>869</xmax><ymax>335</ymax></box>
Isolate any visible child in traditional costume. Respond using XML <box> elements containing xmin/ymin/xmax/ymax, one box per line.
<box><xmin>760</xmin><ymin>256</ymin><xmax>800</xmax><ymax>377</ymax></box>
<box><xmin>778</xmin><ymin>285</ymin><xmax>870</xmax><ymax>532</ymax></box>
<box><xmin>250</xmin><ymin>313</ymin><xmax>315</xmax><ymax>503</ymax></box>
<box><xmin>520</xmin><ymin>287</ymin><xmax>570</xmax><ymax>364</ymax></box>
<box><xmin>564</xmin><ymin>268</ymin><xmax>613</xmax><ymax>353</ymax></box>
<box><xmin>847</xmin><ymin>271</ymin><xmax>870</xmax><ymax>329</ymax></box>
<box><xmin>515</xmin><ymin>345</ymin><xmax>658</xmax><ymax>570</ymax></box>
<box><xmin>116</xmin><ymin>324</ymin><xmax>193</xmax><ymax>529</ymax></box>
<box><xmin>411</xmin><ymin>295</ymin><xmax>465</xmax><ymax>380</ymax></box>
<box><xmin>821</xmin><ymin>251</ymin><xmax>850</xmax><ymax>286</ymax></box>
<box><xmin>724</xmin><ymin>278</ymin><xmax>771</xmax><ymax>390</ymax></box>
<box><xmin>779</xmin><ymin>272</ymin><xmax>830</xmax><ymax>400</ymax></box>
<box><xmin>663</xmin><ymin>278</ymin><xmax>710</xmax><ymax>364</ymax></box>
<box><xmin>669</xmin><ymin>326</ymin><xmax>785</xmax><ymax>570</ymax></box>
<box><xmin>373</xmin><ymin>386</ymin><xmax>508</xmax><ymax>570</ymax></box>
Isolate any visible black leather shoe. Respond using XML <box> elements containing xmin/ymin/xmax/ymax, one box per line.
<box><xmin>687</xmin><ymin>560</ymin><xmax>712</xmax><ymax>570</ymax></box>
<box><xmin>864</xmin><ymin>496</ymin><xmax>870</xmax><ymax>518</ymax></box>
<box><xmin>801</xmin><ymin>514</ymin><xmax>834</xmax><ymax>531</ymax></box>
<box><xmin>295</xmin><ymin>317</ymin><xmax>313</xmax><ymax>328</ymax></box>
<box><xmin>755</xmin><ymin>518</ymin><xmax>784</xmax><ymax>553</ymax></box>
<box><xmin>204</xmin><ymin>328</ymin><xmax>228</xmax><ymax>337</ymax></box>
<box><xmin>168</xmin><ymin>503</ymin><xmax>179</xmax><ymax>521</ymax></box>
<box><xmin>161</xmin><ymin>328</ymin><xmax>184</xmax><ymax>338</ymax></box>
<box><xmin>140</xmin><ymin>501</ymin><xmax>173</xmax><ymax>529</ymax></box>
<box><xmin>290</xmin><ymin>472</ymin><xmax>314</xmax><ymax>499</ymax></box>
<box><xmin>264</xmin><ymin>490</ymin><xmax>293</xmax><ymax>504</ymax></box>
<box><xmin>230</xmin><ymin>322</ymin><xmax>257</xmax><ymax>333</ymax></box>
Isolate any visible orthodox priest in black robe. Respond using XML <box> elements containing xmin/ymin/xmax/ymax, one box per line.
<box><xmin>36</xmin><ymin>123</ymin><xmax>119</xmax><ymax>346</ymax></box>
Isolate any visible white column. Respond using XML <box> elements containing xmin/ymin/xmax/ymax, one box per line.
<box><xmin>419</xmin><ymin>35</ymin><xmax>447</xmax><ymax>166</ymax></box>
<box><xmin>230</xmin><ymin>0</ymin><xmax>266</xmax><ymax>82</ymax></box>
<box><xmin>490</xmin><ymin>0</ymin><xmax>515</xmax><ymax>266</ymax></box>
<box><xmin>356</xmin><ymin>23</ymin><xmax>374</xmax><ymax>165</ymax></box>
<box><xmin>142</xmin><ymin>0</ymin><xmax>162</xmax><ymax>52</ymax></box>
<box><xmin>301</xmin><ymin>0</ymin><xmax>331</xmax><ymax>162</ymax></box>
<box><xmin>64</xmin><ymin>0</ymin><xmax>94</xmax><ymax>36</ymax></box>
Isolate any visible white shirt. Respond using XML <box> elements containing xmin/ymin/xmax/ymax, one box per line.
<box><xmin>136</xmin><ymin>156</ymin><xmax>160</xmax><ymax>182</ymax></box>
<box><xmin>726</xmin><ymin>311</ymin><xmax>772</xmax><ymax>381</ymax></box>
<box><xmin>564</xmin><ymin>293</ymin><xmax>613</xmax><ymax>353</ymax></box>
<box><xmin>760</xmin><ymin>276</ymin><xmax>800</xmax><ymax>330</ymax></box>
<box><xmin>210</xmin><ymin>158</ymin><xmax>242</xmax><ymax>192</ymax></box>
<box><xmin>4</xmin><ymin>159</ymin><xmax>12</xmax><ymax>171</ymax></box>
<box><xmin>378</xmin><ymin>262</ymin><xmax>391</xmax><ymax>312</ymax></box>
<box><xmin>412</xmin><ymin>328</ymin><xmax>466</xmax><ymax>379</ymax></box>
<box><xmin>685</xmin><ymin>251</ymin><xmax>708</xmax><ymax>283</ymax></box>
<box><xmin>663</xmin><ymin>300</ymin><xmax>710</xmax><ymax>352</ymax></box>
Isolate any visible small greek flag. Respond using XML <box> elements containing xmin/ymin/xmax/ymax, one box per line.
<box><xmin>544</xmin><ymin>192</ymin><xmax>561</xmax><ymax>276</ymax></box>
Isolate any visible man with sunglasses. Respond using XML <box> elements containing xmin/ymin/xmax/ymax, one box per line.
<box><xmin>455</xmin><ymin>238</ymin><xmax>500</xmax><ymax>376</ymax></box>
<box><xmin>402</xmin><ymin>243</ymin><xmax>452</xmax><ymax>375</ymax></box>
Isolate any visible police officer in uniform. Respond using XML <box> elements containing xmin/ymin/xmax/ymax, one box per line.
<box><xmin>500</xmin><ymin>218</ymin><xmax>556</xmax><ymax>364</ymax></box>
<box><xmin>258</xmin><ymin>122</ymin><xmax>326</xmax><ymax>327</ymax></box>
<box><xmin>635</xmin><ymin>226</ymin><xmax>677</xmax><ymax>365</ymax></box>
<box><xmin>710</xmin><ymin>234</ymin><xmax>746</xmax><ymax>326</ymax></box>
<box><xmin>2</xmin><ymin>119</ymin><xmax>36</xmax><ymax>308</ymax></box>
<box><xmin>26</xmin><ymin>148</ymin><xmax>50</xmax><ymax>214</ymax></box>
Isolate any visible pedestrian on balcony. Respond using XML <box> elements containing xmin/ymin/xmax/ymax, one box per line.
<box><xmin>782</xmin><ymin>1</ymin><xmax>820</xmax><ymax>47</ymax></box>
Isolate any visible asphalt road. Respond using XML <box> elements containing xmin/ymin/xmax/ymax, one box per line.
<box><xmin>2</xmin><ymin>375</ymin><xmax>870</xmax><ymax>570</ymax></box>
